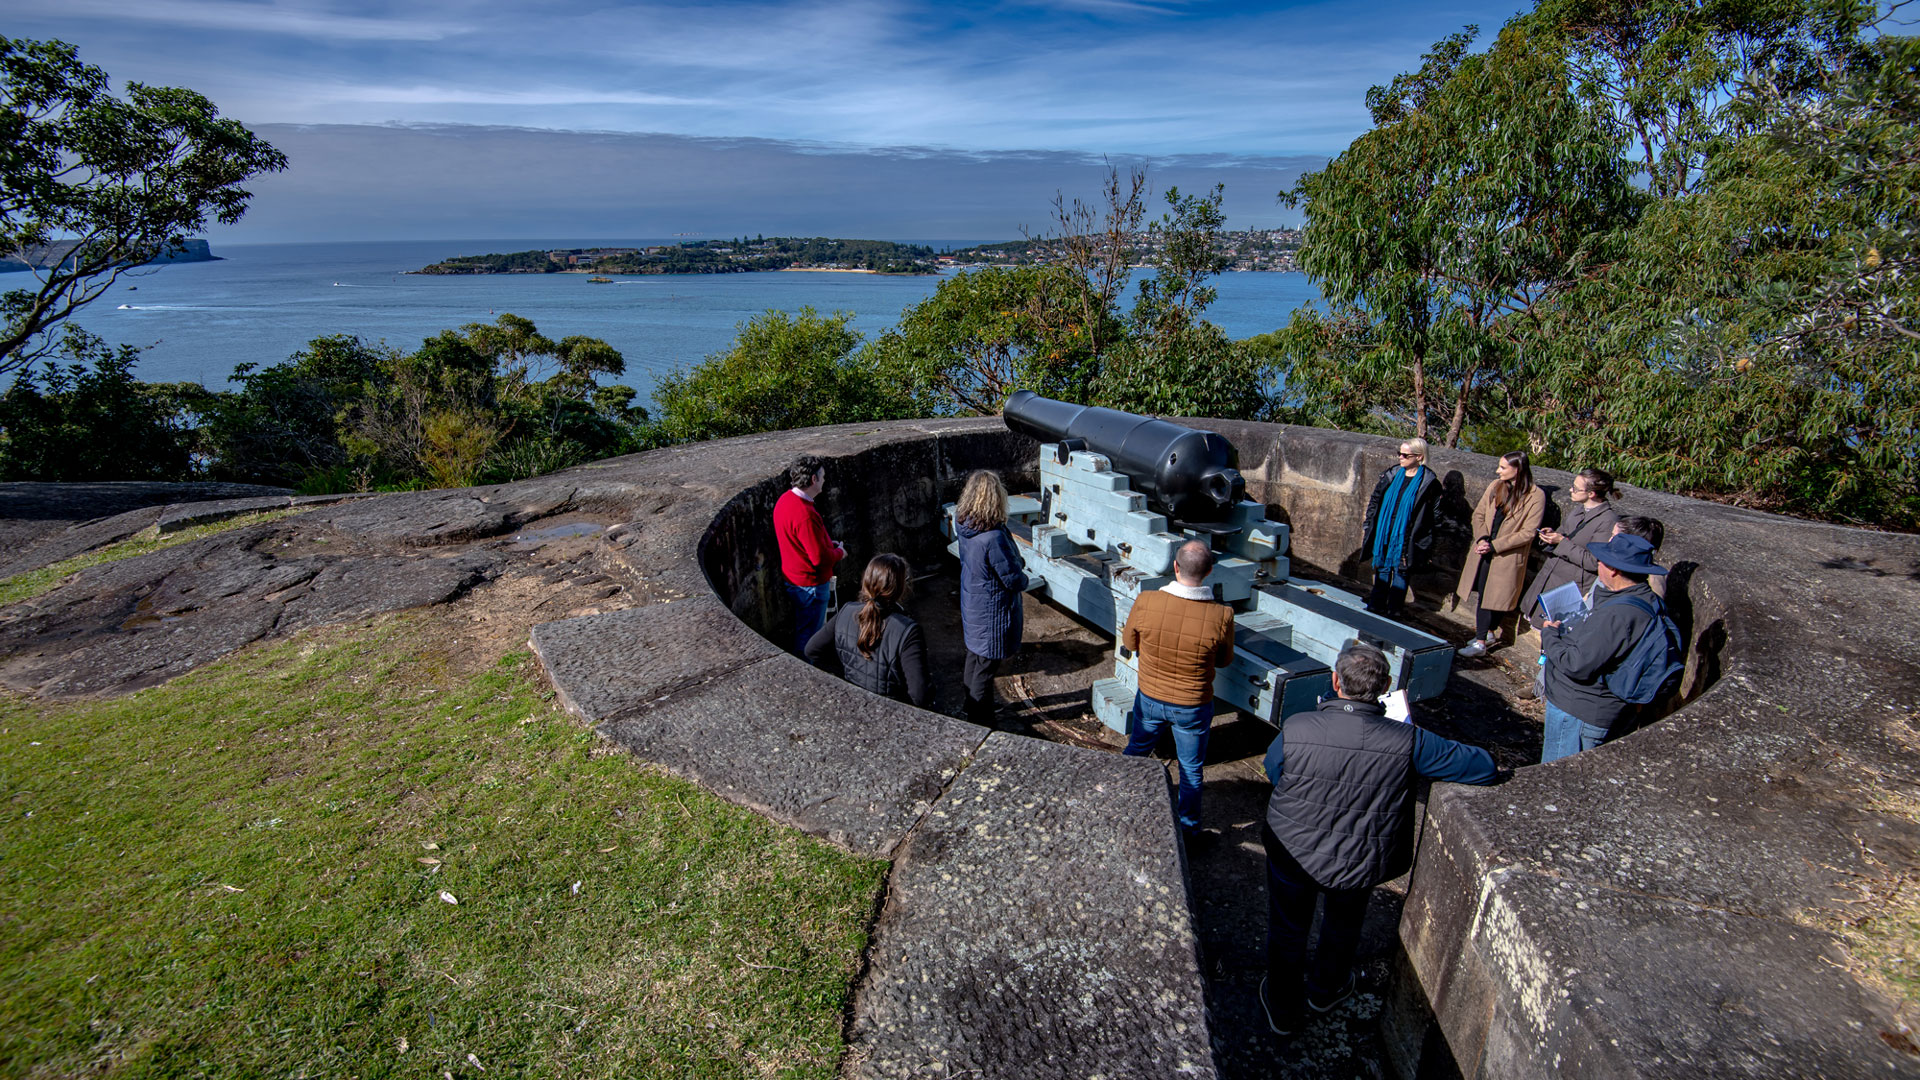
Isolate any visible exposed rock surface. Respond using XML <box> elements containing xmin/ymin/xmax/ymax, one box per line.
<box><xmin>0</xmin><ymin>481</ymin><xmax>296</xmax><ymax>578</ymax></box>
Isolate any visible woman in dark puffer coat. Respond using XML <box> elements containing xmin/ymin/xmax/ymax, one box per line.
<box><xmin>805</xmin><ymin>553</ymin><xmax>929</xmax><ymax>707</ymax></box>
<box><xmin>956</xmin><ymin>469</ymin><xmax>1029</xmax><ymax>726</ymax></box>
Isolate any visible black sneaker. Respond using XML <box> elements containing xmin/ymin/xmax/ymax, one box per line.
<box><xmin>1307</xmin><ymin>971</ymin><xmax>1357</xmax><ymax>1013</ymax></box>
<box><xmin>1258</xmin><ymin>976</ymin><xmax>1296</xmax><ymax>1037</ymax></box>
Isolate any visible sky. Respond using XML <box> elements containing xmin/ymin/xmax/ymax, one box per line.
<box><xmin>8</xmin><ymin>0</ymin><xmax>1535</xmax><ymax>242</ymax></box>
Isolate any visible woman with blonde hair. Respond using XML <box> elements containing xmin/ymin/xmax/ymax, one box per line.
<box><xmin>1454</xmin><ymin>451</ymin><xmax>1546</xmax><ymax>657</ymax></box>
<box><xmin>955</xmin><ymin>469</ymin><xmax>1029</xmax><ymax>726</ymax></box>
<box><xmin>805</xmin><ymin>553</ymin><xmax>929</xmax><ymax>707</ymax></box>
<box><xmin>1361</xmin><ymin>436</ymin><xmax>1439</xmax><ymax>617</ymax></box>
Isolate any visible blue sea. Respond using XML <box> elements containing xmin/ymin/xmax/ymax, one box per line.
<box><xmin>71</xmin><ymin>240</ymin><xmax>1322</xmax><ymax>396</ymax></box>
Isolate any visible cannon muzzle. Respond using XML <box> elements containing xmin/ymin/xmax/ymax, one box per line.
<box><xmin>1004</xmin><ymin>391</ymin><xmax>1246</xmax><ymax>523</ymax></box>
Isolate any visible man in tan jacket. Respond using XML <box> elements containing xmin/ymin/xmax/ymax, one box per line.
<box><xmin>1119</xmin><ymin>540</ymin><xmax>1237</xmax><ymax>837</ymax></box>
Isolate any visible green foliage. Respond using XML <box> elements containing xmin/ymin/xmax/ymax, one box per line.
<box><xmin>0</xmin><ymin>326</ymin><xmax>202</xmax><ymax>481</ymax></box>
<box><xmin>199</xmin><ymin>334</ymin><xmax>394</xmax><ymax>488</ymax></box>
<box><xmin>1274</xmin><ymin>0</ymin><xmax>1916</xmax><ymax>525</ymax></box>
<box><xmin>864</xmin><ymin>266</ymin><xmax>1100</xmax><ymax>416</ymax></box>
<box><xmin>0</xmin><ymin>613</ymin><xmax>884</xmax><ymax>1078</ymax></box>
<box><xmin>1277</xmin><ymin>18</ymin><xmax>1638</xmax><ymax>447</ymax></box>
<box><xmin>0</xmin><ymin>36</ymin><xmax>285</xmax><ymax>374</ymax></box>
<box><xmin>202</xmin><ymin>315</ymin><xmax>644</xmax><ymax>492</ymax></box>
<box><xmin>1524</xmin><ymin>22</ymin><xmax>1918</xmax><ymax>524</ymax></box>
<box><xmin>650</xmin><ymin>308</ymin><xmax>916</xmax><ymax>442</ymax></box>
<box><xmin>1094</xmin><ymin>322</ymin><xmax>1278</xmax><ymax>420</ymax></box>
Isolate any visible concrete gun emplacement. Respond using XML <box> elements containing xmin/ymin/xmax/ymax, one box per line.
<box><xmin>948</xmin><ymin>391</ymin><xmax>1454</xmax><ymax>731</ymax></box>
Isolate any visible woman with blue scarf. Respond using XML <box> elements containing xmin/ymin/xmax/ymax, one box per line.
<box><xmin>1361</xmin><ymin>438</ymin><xmax>1440</xmax><ymax>617</ymax></box>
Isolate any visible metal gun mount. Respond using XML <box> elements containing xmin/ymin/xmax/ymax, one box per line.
<box><xmin>946</xmin><ymin>392</ymin><xmax>1454</xmax><ymax>732</ymax></box>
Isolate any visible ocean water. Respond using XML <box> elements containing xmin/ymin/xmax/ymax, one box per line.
<box><xmin>64</xmin><ymin>239</ymin><xmax>1322</xmax><ymax>396</ymax></box>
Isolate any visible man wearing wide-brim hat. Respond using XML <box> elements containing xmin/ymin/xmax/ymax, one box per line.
<box><xmin>1535</xmin><ymin>533</ymin><xmax>1670</xmax><ymax>763</ymax></box>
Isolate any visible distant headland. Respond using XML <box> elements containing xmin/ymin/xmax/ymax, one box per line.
<box><xmin>416</xmin><ymin>230</ymin><xmax>1307</xmax><ymax>276</ymax></box>
<box><xmin>416</xmin><ymin>238</ymin><xmax>941</xmax><ymax>276</ymax></box>
<box><xmin>0</xmin><ymin>238</ymin><xmax>219</xmax><ymax>273</ymax></box>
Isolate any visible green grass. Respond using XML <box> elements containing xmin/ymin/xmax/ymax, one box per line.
<box><xmin>0</xmin><ymin>613</ymin><xmax>887</xmax><ymax>1078</ymax></box>
<box><xmin>0</xmin><ymin>508</ymin><xmax>310</xmax><ymax>607</ymax></box>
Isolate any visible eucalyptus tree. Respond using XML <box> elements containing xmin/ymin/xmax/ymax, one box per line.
<box><xmin>0</xmin><ymin>37</ymin><xmax>285</xmax><ymax>374</ymax></box>
<box><xmin>1277</xmin><ymin>20</ymin><xmax>1637</xmax><ymax>446</ymax></box>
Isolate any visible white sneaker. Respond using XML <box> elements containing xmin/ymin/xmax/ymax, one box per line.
<box><xmin>1457</xmin><ymin>639</ymin><xmax>1487</xmax><ymax>658</ymax></box>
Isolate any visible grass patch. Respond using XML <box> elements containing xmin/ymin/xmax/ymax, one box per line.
<box><xmin>0</xmin><ymin>612</ymin><xmax>886</xmax><ymax>1078</ymax></box>
<box><xmin>0</xmin><ymin>508</ymin><xmax>310</xmax><ymax>608</ymax></box>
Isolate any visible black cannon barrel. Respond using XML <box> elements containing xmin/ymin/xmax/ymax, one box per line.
<box><xmin>1003</xmin><ymin>390</ymin><xmax>1246</xmax><ymax>523</ymax></box>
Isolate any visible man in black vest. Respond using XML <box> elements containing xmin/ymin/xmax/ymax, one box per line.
<box><xmin>1259</xmin><ymin>640</ymin><xmax>1500</xmax><ymax>1035</ymax></box>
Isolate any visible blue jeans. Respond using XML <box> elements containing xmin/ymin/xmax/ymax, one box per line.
<box><xmin>1123</xmin><ymin>692</ymin><xmax>1214</xmax><ymax>831</ymax></box>
<box><xmin>1541</xmin><ymin>699</ymin><xmax>1611</xmax><ymax>764</ymax></box>
<box><xmin>786</xmin><ymin>580</ymin><xmax>830</xmax><ymax>656</ymax></box>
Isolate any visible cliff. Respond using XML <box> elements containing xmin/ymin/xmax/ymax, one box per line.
<box><xmin>0</xmin><ymin>238</ymin><xmax>219</xmax><ymax>273</ymax></box>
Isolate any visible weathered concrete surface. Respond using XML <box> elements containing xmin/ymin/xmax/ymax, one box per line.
<box><xmin>845</xmin><ymin>732</ymin><xmax>1216</xmax><ymax>1080</ymax></box>
<box><xmin>531</xmin><ymin>597</ymin><xmax>989</xmax><ymax>858</ymax></box>
<box><xmin>0</xmin><ymin>480</ymin><xmax>295</xmax><ymax>577</ymax></box>
<box><xmin>529</xmin><ymin>596</ymin><xmax>782</xmax><ymax>718</ymax></box>
<box><xmin>1205</xmin><ymin>421</ymin><xmax>1920</xmax><ymax>1078</ymax></box>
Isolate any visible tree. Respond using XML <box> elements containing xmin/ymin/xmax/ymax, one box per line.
<box><xmin>1526</xmin><ymin>26</ymin><xmax>1919</xmax><ymax>524</ymax></box>
<box><xmin>1131</xmin><ymin>183</ymin><xmax>1231</xmax><ymax>352</ymax></box>
<box><xmin>200</xmin><ymin>335</ymin><xmax>396</xmax><ymax>488</ymax></box>
<box><xmin>650</xmin><ymin>309</ymin><xmax>915</xmax><ymax>442</ymax></box>
<box><xmin>0</xmin><ymin>326</ymin><xmax>200</xmax><ymax>481</ymax></box>
<box><xmin>1540</xmin><ymin>0</ymin><xmax>1872</xmax><ymax>200</ymax></box>
<box><xmin>1276</xmin><ymin>20</ymin><xmax>1638</xmax><ymax>446</ymax></box>
<box><xmin>864</xmin><ymin>266</ymin><xmax>1098</xmax><ymax>416</ymax></box>
<box><xmin>1040</xmin><ymin>163</ymin><xmax>1146</xmax><ymax>365</ymax></box>
<box><xmin>0</xmin><ymin>37</ymin><xmax>286</xmax><ymax>374</ymax></box>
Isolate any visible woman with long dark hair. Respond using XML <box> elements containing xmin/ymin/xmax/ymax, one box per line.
<box><xmin>804</xmin><ymin>553</ymin><xmax>930</xmax><ymax>707</ymax></box>
<box><xmin>1453</xmin><ymin>451</ymin><xmax>1545</xmax><ymax>657</ymax></box>
<box><xmin>955</xmin><ymin>469</ymin><xmax>1029</xmax><ymax>726</ymax></box>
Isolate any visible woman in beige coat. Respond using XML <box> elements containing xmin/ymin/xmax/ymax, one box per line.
<box><xmin>1455</xmin><ymin>451</ymin><xmax>1545</xmax><ymax>657</ymax></box>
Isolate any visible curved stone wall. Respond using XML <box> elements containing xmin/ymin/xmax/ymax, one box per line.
<box><xmin>1199</xmin><ymin>421</ymin><xmax>1920</xmax><ymax>1078</ymax></box>
<box><xmin>527</xmin><ymin>417</ymin><xmax>1920</xmax><ymax>1079</ymax></box>
<box><xmin>532</xmin><ymin>419</ymin><xmax>1215</xmax><ymax>1080</ymax></box>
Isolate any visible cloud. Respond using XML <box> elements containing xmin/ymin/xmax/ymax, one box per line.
<box><xmin>212</xmin><ymin>123</ymin><xmax>1326</xmax><ymax>243</ymax></box>
<box><xmin>12</xmin><ymin>0</ymin><xmax>1533</xmax><ymax>155</ymax></box>
<box><xmin>15</xmin><ymin>0</ymin><xmax>460</xmax><ymax>41</ymax></box>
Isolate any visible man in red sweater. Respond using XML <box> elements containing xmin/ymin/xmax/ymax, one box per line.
<box><xmin>773</xmin><ymin>454</ymin><xmax>845</xmax><ymax>654</ymax></box>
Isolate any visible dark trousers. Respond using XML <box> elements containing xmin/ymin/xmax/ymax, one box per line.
<box><xmin>962</xmin><ymin>651</ymin><xmax>1002</xmax><ymax>726</ymax></box>
<box><xmin>1366</xmin><ymin>569</ymin><xmax>1409</xmax><ymax>616</ymax></box>
<box><xmin>1263</xmin><ymin>825</ymin><xmax>1369</xmax><ymax>1018</ymax></box>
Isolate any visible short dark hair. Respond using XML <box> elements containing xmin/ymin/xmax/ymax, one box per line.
<box><xmin>1335</xmin><ymin>640</ymin><xmax>1392</xmax><ymax>701</ymax></box>
<box><xmin>1577</xmin><ymin>467</ymin><xmax>1617</xmax><ymax>501</ymax></box>
<box><xmin>1617</xmin><ymin>515</ymin><xmax>1664</xmax><ymax>550</ymax></box>
<box><xmin>1174</xmin><ymin>540</ymin><xmax>1214</xmax><ymax>582</ymax></box>
<box><xmin>787</xmin><ymin>455</ymin><xmax>825</xmax><ymax>490</ymax></box>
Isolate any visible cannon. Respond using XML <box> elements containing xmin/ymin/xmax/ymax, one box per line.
<box><xmin>946</xmin><ymin>393</ymin><xmax>1453</xmax><ymax>731</ymax></box>
<box><xmin>1004</xmin><ymin>391</ymin><xmax>1246</xmax><ymax>523</ymax></box>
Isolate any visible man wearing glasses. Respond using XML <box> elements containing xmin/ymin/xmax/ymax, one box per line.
<box><xmin>1360</xmin><ymin>438</ymin><xmax>1440</xmax><ymax>617</ymax></box>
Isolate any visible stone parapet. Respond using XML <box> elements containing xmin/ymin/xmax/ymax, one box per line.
<box><xmin>527</xmin><ymin>418</ymin><xmax>1219</xmax><ymax>1078</ymax></box>
<box><xmin>1201</xmin><ymin>420</ymin><xmax>1920</xmax><ymax>1078</ymax></box>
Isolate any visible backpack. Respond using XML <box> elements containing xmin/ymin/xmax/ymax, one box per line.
<box><xmin>1599</xmin><ymin>593</ymin><xmax>1684</xmax><ymax>705</ymax></box>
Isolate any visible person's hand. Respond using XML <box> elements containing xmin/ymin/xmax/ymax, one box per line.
<box><xmin>1539</xmin><ymin>527</ymin><xmax>1564</xmax><ymax>545</ymax></box>
<box><xmin>832</xmin><ymin>541</ymin><xmax>846</xmax><ymax>556</ymax></box>
<box><xmin>1541</xmin><ymin>619</ymin><xmax>1562</xmax><ymax>629</ymax></box>
<box><xmin>1475</xmin><ymin>539</ymin><xmax>1493</xmax><ymax>555</ymax></box>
